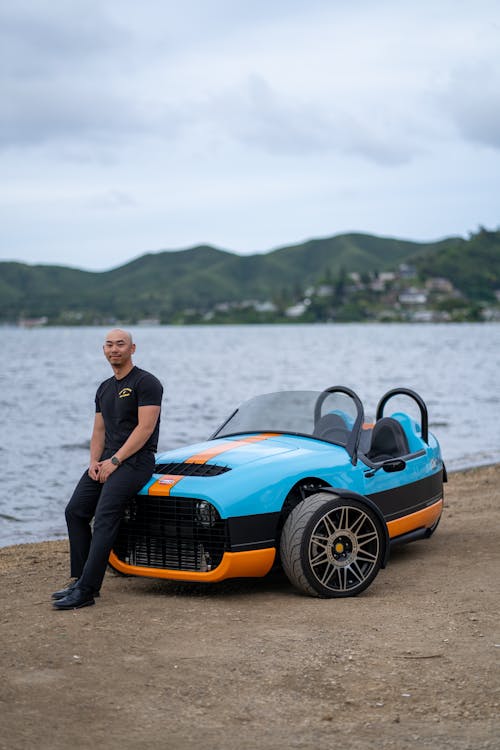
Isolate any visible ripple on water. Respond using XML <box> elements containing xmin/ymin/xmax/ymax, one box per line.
<box><xmin>0</xmin><ymin>513</ymin><xmax>23</xmax><ymax>522</ymax></box>
<box><xmin>60</xmin><ymin>442</ymin><xmax>90</xmax><ymax>451</ymax></box>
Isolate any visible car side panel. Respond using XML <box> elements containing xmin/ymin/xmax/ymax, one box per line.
<box><xmin>366</xmin><ymin>470</ymin><xmax>444</xmax><ymax>521</ymax></box>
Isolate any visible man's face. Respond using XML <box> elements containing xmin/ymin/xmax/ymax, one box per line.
<box><xmin>103</xmin><ymin>330</ymin><xmax>136</xmax><ymax>368</ymax></box>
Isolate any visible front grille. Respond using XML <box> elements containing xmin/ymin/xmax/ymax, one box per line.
<box><xmin>113</xmin><ymin>496</ymin><xmax>227</xmax><ymax>572</ymax></box>
<box><xmin>155</xmin><ymin>462</ymin><xmax>231</xmax><ymax>477</ymax></box>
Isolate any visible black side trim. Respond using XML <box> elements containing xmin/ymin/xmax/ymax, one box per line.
<box><xmin>367</xmin><ymin>470</ymin><xmax>444</xmax><ymax>521</ymax></box>
<box><xmin>226</xmin><ymin>512</ymin><xmax>281</xmax><ymax>552</ymax></box>
<box><xmin>390</xmin><ymin>527</ymin><xmax>429</xmax><ymax>546</ymax></box>
<box><xmin>360</xmin><ymin>449</ymin><xmax>426</xmax><ymax>469</ymax></box>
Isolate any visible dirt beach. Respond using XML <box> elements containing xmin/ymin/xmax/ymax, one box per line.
<box><xmin>1</xmin><ymin>464</ymin><xmax>499</xmax><ymax>750</ymax></box>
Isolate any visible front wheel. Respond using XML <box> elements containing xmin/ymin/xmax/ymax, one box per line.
<box><xmin>280</xmin><ymin>493</ymin><xmax>385</xmax><ymax>598</ymax></box>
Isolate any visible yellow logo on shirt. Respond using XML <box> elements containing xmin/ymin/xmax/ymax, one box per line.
<box><xmin>118</xmin><ymin>387</ymin><xmax>133</xmax><ymax>399</ymax></box>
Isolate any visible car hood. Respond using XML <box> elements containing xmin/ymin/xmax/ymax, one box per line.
<box><xmin>155</xmin><ymin>433</ymin><xmax>300</xmax><ymax>469</ymax></box>
<box><xmin>149</xmin><ymin>433</ymin><xmax>353</xmax><ymax>517</ymax></box>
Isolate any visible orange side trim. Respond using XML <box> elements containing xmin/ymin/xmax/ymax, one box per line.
<box><xmin>185</xmin><ymin>433</ymin><xmax>279</xmax><ymax>464</ymax></box>
<box><xmin>387</xmin><ymin>498</ymin><xmax>443</xmax><ymax>539</ymax></box>
<box><xmin>108</xmin><ymin>547</ymin><xmax>276</xmax><ymax>582</ymax></box>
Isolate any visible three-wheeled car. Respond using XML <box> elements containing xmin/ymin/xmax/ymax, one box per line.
<box><xmin>110</xmin><ymin>386</ymin><xmax>445</xmax><ymax>597</ymax></box>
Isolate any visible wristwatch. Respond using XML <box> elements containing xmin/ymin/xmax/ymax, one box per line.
<box><xmin>111</xmin><ymin>455</ymin><xmax>122</xmax><ymax>466</ymax></box>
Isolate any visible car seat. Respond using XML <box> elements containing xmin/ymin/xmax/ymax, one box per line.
<box><xmin>366</xmin><ymin>417</ymin><xmax>410</xmax><ymax>462</ymax></box>
<box><xmin>313</xmin><ymin>413</ymin><xmax>350</xmax><ymax>445</ymax></box>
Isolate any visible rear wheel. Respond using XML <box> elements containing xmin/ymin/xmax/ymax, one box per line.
<box><xmin>280</xmin><ymin>492</ymin><xmax>385</xmax><ymax>598</ymax></box>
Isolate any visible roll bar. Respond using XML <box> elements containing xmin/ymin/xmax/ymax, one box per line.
<box><xmin>375</xmin><ymin>388</ymin><xmax>429</xmax><ymax>444</ymax></box>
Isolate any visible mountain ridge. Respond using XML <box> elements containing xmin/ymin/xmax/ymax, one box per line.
<box><xmin>1</xmin><ymin>228</ymin><xmax>498</xmax><ymax>323</ymax></box>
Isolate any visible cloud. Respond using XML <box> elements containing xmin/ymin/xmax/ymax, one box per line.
<box><xmin>86</xmin><ymin>189</ymin><xmax>138</xmax><ymax>210</ymax></box>
<box><xmin>0</xmin><ymin>0</ymin><xmax>437</xmax><ymax>163</ymax></box>
<box><xmin>204</xmin><ymin>75</ymin><xmax>420</xmax><ymax>165</ymax></box>
<box><xmin>1</xmin><ymin>83</ymin><xmax>134</xmax><ymax>148</ymax></box>
<box><xmin>439</xmin><ymin>64</ymin><xmax>500</xmax><ymax>150</ymax></box>
<box><xmin>2</xmin><ymin>0</ymin><xmax>498</xmax><ymax>166</ymax></box>
<box><xmin>0</xmin><ymin>2</ymin><xmax>129</xmax><ymax>77</ymax></box>
<box><xmin>0</xmin><ymin>2</ymin><xmax>136</xmax><ymax>149</ymax></box>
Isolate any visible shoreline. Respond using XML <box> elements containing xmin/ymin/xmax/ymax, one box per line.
<box><xmin>1</xmin><ymin>460</ymin><xmax>499</xmax><ymax>554</ymax></box>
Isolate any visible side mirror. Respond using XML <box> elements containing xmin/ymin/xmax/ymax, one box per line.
<box><xmin>364</xmin><ymin>457</ymin><xmax>407</xmax><ymax>478</ymax></box>
<box><xmin>382</xmin><ymin>458</ymin><xmax>406</xmax><ymax>473</ymax></box>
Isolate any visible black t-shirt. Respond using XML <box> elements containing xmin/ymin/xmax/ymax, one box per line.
<box><xmin>95</xmin><ymin>366</ymin><xmax>163</xmax><ymax>456</ymax></box>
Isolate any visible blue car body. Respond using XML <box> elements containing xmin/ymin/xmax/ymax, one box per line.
<box><xmin>110</xmin><ymin>386</ymin><xmax>445</xmax><ymax>597</ymax></box>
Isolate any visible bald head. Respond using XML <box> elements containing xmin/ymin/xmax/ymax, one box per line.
<box><xmin>104</xmin><ymin>328</ymin><xmax>133</xmax><ymax>345</ymax></box>
<box><xmin>103</xmin><ymin>329</ymin><xmax>136</xmax><ymax>374</ymax></box>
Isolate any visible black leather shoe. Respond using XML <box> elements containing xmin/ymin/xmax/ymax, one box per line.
<box><xmin>51</xmin><ymin>580</ymin><xmax>78</xmax><ymax>600</ymax></box>
<box><xmin>52</xmin><ymin>586</ymin><xmax>95</xmax><ymax>610</ymax></box>
<box><xmin>52</xmin><ymin>581</ymin><xmax>100</xmax><ymax>600</ymax></box>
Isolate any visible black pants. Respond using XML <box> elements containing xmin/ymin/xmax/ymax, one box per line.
<box><xmin>65</xmin><ymin>452</ymin><xmax>155</xmax><ymax>592</ymax></box>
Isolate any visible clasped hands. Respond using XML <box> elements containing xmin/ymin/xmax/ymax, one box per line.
<box><xmin>88</xmin><ymin>458</ymin><xmax>118</xmax><ymax>483</ymax></box>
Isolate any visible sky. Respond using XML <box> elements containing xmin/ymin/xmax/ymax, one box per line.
<box><xmin>1</xmin><ymin>0</ymin><xmax>499</xmax><ymax>271</ymax></box>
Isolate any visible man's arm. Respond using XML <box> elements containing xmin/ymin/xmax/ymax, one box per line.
<box><xmin>97</xmin><ymin>405</ymin><xmax>161</xmax><ymax>482</ymax></box>
<box><xmin>89</xmin><ymin>413</ymin><xmax>105</xmax><ymax>480</ymax></box>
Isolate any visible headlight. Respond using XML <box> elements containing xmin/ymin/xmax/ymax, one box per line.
<box><xmin>195</xmin><ymin>500</ymin><xmax>218</xmax><ymax>527</ymax></box>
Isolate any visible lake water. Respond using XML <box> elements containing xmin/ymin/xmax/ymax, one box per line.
<box><xmin>1</xmin><ymin>323</ymin><xmax>499</xmax><ymax>548</ymax></box>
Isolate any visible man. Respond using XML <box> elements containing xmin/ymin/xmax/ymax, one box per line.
<box><xmin>52</xmin><ymin>329</ymin><xmax>163</xmax><ymax>610</ymax></box>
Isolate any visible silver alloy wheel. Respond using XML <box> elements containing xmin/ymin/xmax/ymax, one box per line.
<box><xmin>307</xmin><ymin>504</ymin><xmax>380</xmax><ymax>593</ymax></box>
<box><xmin>308</xmin><ymin>505</ymin><xmax>380</xmax><ymax>591</ymax></box>
<box><xmin>280</xmin><ymin>493</ymin><xmax>385</xmax><ymax>597</ymax></box>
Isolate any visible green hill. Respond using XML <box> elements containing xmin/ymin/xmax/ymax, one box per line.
<box><xmin>412</xmin><ymin>227</ymin><xmax>500</xmax><ymax>302</ymax></box>
<box><xmin>0</xmin><ymin>228</ymin><xmax>498</xmax><ymax>323</ymax></box>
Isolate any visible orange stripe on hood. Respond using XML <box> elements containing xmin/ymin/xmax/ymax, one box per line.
<box><xmin>148</xmin><ymin>433</ymin><xmax>278</xmax><ymax>495</ymax></box>
<box><xmin>148</xmin><ymin>474</ymin><xmax>185</xmax><ymax>496</ymax></box>
<box><xmin>185</xmin><ymin>433</ymin><xmax>279</xmax><ymax>464</ymax></box>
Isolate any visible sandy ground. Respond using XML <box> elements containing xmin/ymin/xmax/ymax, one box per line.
<box><xmin>0</xmin><ymin>465</ymin><xmax>499</xmax><ymax>750</ymax></box>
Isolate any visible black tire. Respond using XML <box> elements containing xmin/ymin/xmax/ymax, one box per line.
<box><xmin>280</xmin><ymin>492</ymin><xmax>385</xmax><ymax>598</ymax></box>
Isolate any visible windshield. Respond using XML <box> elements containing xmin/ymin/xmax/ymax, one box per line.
<box><xmin>213</xmin><ymin>389</ymin><xmax>363</xmax><ymax>448</ymax></box>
